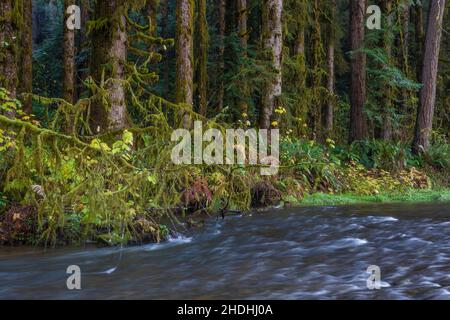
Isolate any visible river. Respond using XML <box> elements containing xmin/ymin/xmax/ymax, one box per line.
<box><xmin>0</xmin><ymin>203</ymin><xmax>449</xmax><ymax>299</ymax></box>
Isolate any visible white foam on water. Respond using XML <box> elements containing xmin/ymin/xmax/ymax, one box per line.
<box><xmin>144</xmin><ymin>235</ymin><xmax>193</xmax><ymax>251</ymax></box>
<box><xmin>368</xmin><ymin>216</ymin><xmax>399</xmax><ymax>223</ymax></box>
<box><xmin>101</xmin><ymin>267</ymin><xmax>117</xmax><ymax>274</ymax></box>
<box><xmin>342</xmin><ymin>237</ymin><xmax>368</xmax><ymax>246</ymax></box>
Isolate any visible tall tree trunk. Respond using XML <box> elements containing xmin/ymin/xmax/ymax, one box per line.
<box><xmin>237</xmin><ymin>0</ymin><xmax>248</xmax><ymax>115</ymax></box>
<box><xmin>349</xmin><ymin>0</ymin><xmax>367</xmax><ymax>143</ymax></box>
<box><xmin>381</xmin><ymin>0</ymin><xmax>393</xmax><ymax>140</ymax></box>
<box><xmin>63</xmin><ymin>0</ymin><xmax>76</xmax><ymax>104</ymax></box>
<box><xmin>176</xmin><ymin>0</ymin><xmax>195</xmax><ymax>128</ymax></box>
<box><xmin>217</xmin><ymin>0</ymin><xmax>226</xmax><ymax>111</ymax></box>
<box><xmin>260</xmin><ymin>0</ymin><xmax>283</xmax><ymax>129</ymax></box>
<box><xmin>0</xmin><ymin>0</ymin><xmax>19</xmax><ymax>99</ymax></box>
<box><xmin>398</xmin><ymin>1</ymin><xmax>410</xmax><ymax>111</ymax></box>
<box><xmin>196</xmin><ymin>0</ymin><xmax>208</xmax><ymax>116</ymax></box>
<box><xmin>20</xmin><ymin>0</ymin><xmax>33</xmax><ymax>114</ymax></box>
<box><xmin>325</xmin><ymin>0</ymin><xmax>336</xmax><ymax>136</ymax></box>
<box><xmin>412</xmin><ymin>0</ymin><xmax>446</xmax><ymax>154</ymax></box>
<box><xmin>413</xmin><ymin>2</ymin><xmax>425</xmax><ymax>83</ymax></box>
<box><xmin>90</xmin><ymin>0</ymin><xmax>128</xmax><ymax>133</ymax></box>
<box><xmin>292</xmin><ymin>0</ymin><xmax>307</xmax><ymax>137</ymax></box>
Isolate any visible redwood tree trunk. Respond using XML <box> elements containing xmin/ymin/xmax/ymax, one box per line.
<box><xmin>349</xmin><ymin>0</ymin><xmax>367</xmax><ymax>143</ymax></box>
<box><xmin>412</xmin><ymin>0</ymin><xmax>446</xmax><ymax>154</ymax></box>
<box><xmin>63</xmin><ymin>0</ymin><xmax>76</xmax><ymax>104</ymax></box>
<box><xmin>176</xmin><ymin>0</ymin><xmax>195</xmax><ymax>128</ymax></box>
<box><xmin>90</xmin><ymin>0</ymin><xmax>128</xmax><ymax>132</ymax></box>
<box><xmin>260</xmin><ymin>0</ymin><xmax>283</xmax><ymax>129</ymax></box>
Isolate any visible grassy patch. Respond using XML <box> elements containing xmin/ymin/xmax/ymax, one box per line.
<box><xmin>300</xmin><ymin>189</ymin><xmax>450</xmax><ymax>206</ymax></box>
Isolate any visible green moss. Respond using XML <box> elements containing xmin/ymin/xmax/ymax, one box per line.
<box><xmin>299</xmin><ymin>189</ymin><xmax>450</xmax><ymax>206</ymax></box>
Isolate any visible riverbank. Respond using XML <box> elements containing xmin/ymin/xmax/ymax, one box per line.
<box><xmin>298</xmin><ymin>189</ymin><xmax>450</xmax><ymax>206</ymax></box>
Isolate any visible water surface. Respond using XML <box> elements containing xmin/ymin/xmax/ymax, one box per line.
<box><xmin>0</xmin><ymin>203</ymin><xmax>449</xmax><ymax>299</ymax></box>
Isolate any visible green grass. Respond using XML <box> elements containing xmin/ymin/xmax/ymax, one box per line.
<box><xmin>299</xmin><ymin>189</ymin><xmax>450</xmax><ymax>206</ymax></box>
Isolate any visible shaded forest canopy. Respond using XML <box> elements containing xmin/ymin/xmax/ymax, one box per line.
<box><xmin>0</xmin><ymin>0</ymin><xmax>448</xmax><ymax>246</ymax></box>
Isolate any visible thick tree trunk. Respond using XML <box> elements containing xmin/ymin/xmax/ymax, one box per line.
<box><xmin>324</xmin><ymin>0</ymin><xmax>336</xmax><ymax>136</ymax></box>
<box><xmin>349</xmin><ymin>0</ymin><xmax>367</xmax><ymax>143</ymax></box>
<box><xmin>90</xmin><ymin>0</ymin><xmax>128</xmax><ymax>133</ymax></box>
<box><xmin>63</xmin><ymin>0</ymin><xmax>76</xmax><ymax>104</ymax></box>
<box><xmin>176</xmin><ymin>0</ymin><xmax>195</xmax><ymax>128</ymax></box>
<box><xmin>0</xmin><ymin>0</ymin><xmax>19</xmax><ymax>99</ymax></box>
<box><xmin>20</xmin><ymin>0</ymin><xmax>33</xmax><ymax>114</ymax></box>
<box><xmin>237</xmin><ymin>0</ymin><xmax>248</xmax><ymax>115</ymax></box>
<box><xmin>196</xmin><ymin>0</ymin><xmax>209</xmax><ymax>116</ymax></box>
<box><xmin>412</xmin><ymin>0</ymin><xmax>446</xmax><ymax>154</ymax></box>
<box><xmin>217</xmin><ymin>0</ymin><xmax>226</xmax><ymax>111</ymax></box>
<box><xmin>260</xmin><ymin>0</ymin><xmax>283</xmax><ymax>129</ymax></box>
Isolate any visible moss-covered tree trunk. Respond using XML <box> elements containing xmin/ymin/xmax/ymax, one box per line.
<box><xmin>217</xmin><ymin>0</ymin><xmax>226</xmax><ymax>112</ymax></box>
<box><xmin>349</xmin><ymin>0</ymin><xmax>367</xmax><ymax>143</ymax></box>
<box><xmin>176</xmin><ymin>0</ymin><xmax>195</xmax><ymax>128</ymax></box>
<box><xmin>63</xmin><ymin>0</ymin><xmax>76</xmax><ymax>104</ymax></box>
<box><xmin>412</xmin><ymin>0</ymin><xmax>446</xmax><ymax>154</ymax></box>
<box><xmin>324</xmin><ymin>0</ymin><xmax>336</xmax><ymax>137</ymax></box>
<box><xmin>196</xmin><ymin>0</ymin><xmax>208</xmax><ymax>116</ymax></box>
<box><xmin>310</xmin><ymin>0</ymin><xmax>324</xmax><ymax>139</ymax></box>
<box><xmin>20</xmin><ymin>0</ymin><xmax>33</xmax><ymax>114</ymax></box>
<box><xmin>90</xmin><ymin>0</ymin><xmax>128</xmax><ymax>133</ymax></box>
<box><xmin>260</xmin><ymin>0</ymin><xmax>283</xmax><ymax>129</ymax></box>
<box><xmin>0</xmin><ymin>0</ymin><xmax>20</xmax><ymax>99</ymax></box>
<box><xmin>291</xmin><ymin>0</ymin><xmax>307</xmax><ymax>137</ymax></box>
<box><xmin>237</xmin><ymin>0</ymin><xmax>248</xmax><ymax>115</ymax></box>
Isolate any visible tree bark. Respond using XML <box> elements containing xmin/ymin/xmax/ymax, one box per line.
<box><xmin>349</xmin><ymin>0</ymin><xmax>367</xmax><ymax>143</ymax></box>
<box><xmin>196</xmin><ymin>0</ymin><xmax>209</xmax><ymax>116</ymax></box>
<box><xmin>412</xmin><ymin>0</ymin><xmax>446</xmax><ymax>154</ymax></box>
<box><xmin>325</xmin><ymin>0</ymin><xmax>336</xmax><ymax>136</ymax></box>
<box><xmin>413</xmin><ymin>2</ymin><xmax>425</xmax><ymax>83</ymax></box>
<box><xmin>260</xmin><ymin>0</ymin><xmax>283</xmax><ymax>129</ymax></box>
<box><xmin>90</xmin><ymin>0</ymin><xmax>129</xmax><ymax>133</ymax></box>
<box><xmin>237</xmin><ymin>0</ymin><xmax>248</xmax><ymax>115</ymax></box>
<box><xmin>20</xmin><ymin>0</ymin><xmax>33</xmax><ymax>114</ymax></box>
<box><xmin>63</xmin><ymin>0</ymin><xmax>76</xmax><ymax>105</ymax></box>
<box><xmin>176</xmin><ymin>0</ymin><xmax>195</xmax><ymax>128</ymax></box>
<box><xmin>0</xmin><ymin>0</ymin><xmax>19</xmax><ymax>99</ymax></box>
<box><xmin>217</xmin><ymin>0</ymin><xmax>226</xmax><ymax>111</ymax></box>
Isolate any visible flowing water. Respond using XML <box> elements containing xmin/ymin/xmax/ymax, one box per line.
<box><xmin>0</xmin><ymin>203</ymin><xmax>449</xmax><ymax>299</ymax></box>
